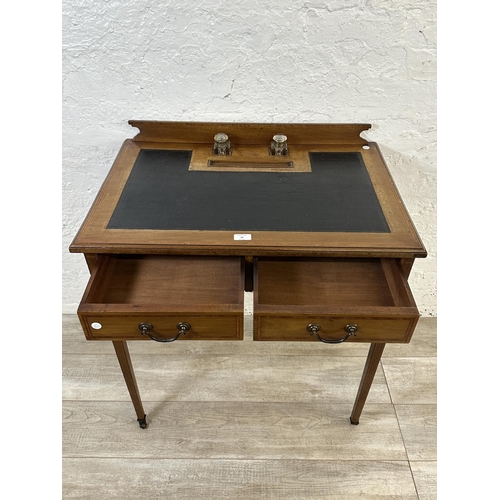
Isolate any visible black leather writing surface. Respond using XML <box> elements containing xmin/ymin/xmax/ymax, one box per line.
<box><xmin>106</xmin><ymin>150</ymin><xmax>390</xmax><ymax>232</ymax></box>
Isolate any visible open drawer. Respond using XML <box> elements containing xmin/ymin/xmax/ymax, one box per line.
<box><xmin>78</xmin><ymin>255</ymin><xmax>244</xmax><ymax>341</ymax></box>
<box><xmin>254</xmin><ymin>258</ymin><xmax>419</xmax><ymax>343</ymax></box>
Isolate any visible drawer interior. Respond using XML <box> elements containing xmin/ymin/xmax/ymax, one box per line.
<box><xmin>255</xmin><ymin>258</ymin><xmax>415</xmax><ymax>310</ymax></box>
<box><xmin>83</xmin><ymin>255</ymin><xmax>244</xmax><ymax>309</ymax></box>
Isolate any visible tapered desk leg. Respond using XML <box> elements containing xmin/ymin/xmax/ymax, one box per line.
<box><xmin>112</xmin><ymin>341</ymin><xmax>148</xmax><ymax>429</ymax></box>
<box><xmin>350</xmin><ymin>343</ymin><xmax>386</xmax><ymax>425</ymax></box>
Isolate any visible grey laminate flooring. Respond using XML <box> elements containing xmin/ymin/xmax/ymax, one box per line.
<box><xmin>62</xmin><ymin>296</ymin><xmax>436</xmax><ymax>499</ymax></box>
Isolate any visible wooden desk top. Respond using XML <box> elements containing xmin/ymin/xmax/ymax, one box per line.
<box><xmin>69</xmin><ymin>121</ymin><xmax>426</xmax><ymax>258</ymax></box>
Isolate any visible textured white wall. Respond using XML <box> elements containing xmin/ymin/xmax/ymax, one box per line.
<box><xmin>62</xmin><ymin>0</ymin><xmax>436</xmax><ymax>315</ymax></box>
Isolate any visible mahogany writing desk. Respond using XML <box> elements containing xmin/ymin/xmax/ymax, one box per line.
<box><xmin>70</xmin><ymin>121</ymin><xmax>426</xmax><ymax>429</ymax></box>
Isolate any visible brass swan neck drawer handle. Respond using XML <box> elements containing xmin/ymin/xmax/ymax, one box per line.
<box><xmin>307</xmin><ymin>323</ymin><xmax>358</xmax><ymax>344</ymax></box>
<box><xmin>139</xmin><ymin>322</ymin><xmax>191</xmax><ymax>342</ymax></box>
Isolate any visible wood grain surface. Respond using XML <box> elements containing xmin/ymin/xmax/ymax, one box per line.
<box><xmin>62</xmin><ymin>353</ymin><xmax>390</xmax><ymax>403</ymax></box>
<box><xmin>63</xmin><ymin>458</ymin><xmax>419</xmax><ymax>499</ymax></box>
<box><xmin>63</xmin><ymin>401</ymin><xmax>406</xmax><ymax>460</ymax></box>
<box><xmin>62</xmin><ymin>315</ymin><xmax>437</xmax><ymax>499</ymax></box>
<box><xmin>63</xmin><ymin>312</ymin><xmax>438</xmax><ymax>357</ymax></box>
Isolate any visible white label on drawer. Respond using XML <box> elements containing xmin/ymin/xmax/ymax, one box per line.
<box><xmin>91</xmin><ymin>322</ymin><xmax>102</xmax><ymax>330</ymax></box>
<box><xmin>234</xmin><ymin>234</ymin><xmax>252</xmax><ymax>240</ymax></box>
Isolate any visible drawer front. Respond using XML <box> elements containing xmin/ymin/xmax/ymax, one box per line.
<box><xmin>77</xmin><ymin>255</ymin><xmax>245</xmax><ymax>341</ymax></box>
<box><xmin>79</xmin><ymin>313</ymin><xmax>243</xmax><ymax>341</ymax></box>
<box><xmin>254</xmin><ymin>257</ymin><xmax>420</xmax><ymax>344</ymax></box>
<box><xmin>255</xmin><ymin>315</ymin><xmax>418</xmax><ymax>343</ymax></box>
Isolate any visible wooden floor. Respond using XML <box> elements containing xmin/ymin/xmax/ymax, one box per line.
<box><xmin>62</xmin><ymin>294</ymin><xmax>436</xmax><ymax>499</ymax></box>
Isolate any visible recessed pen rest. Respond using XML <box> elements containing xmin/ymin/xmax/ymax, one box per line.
<box><xmin>208</xmin><ymin>159</ymin><xmax>294</xmax><ymax>169</ymax></box>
